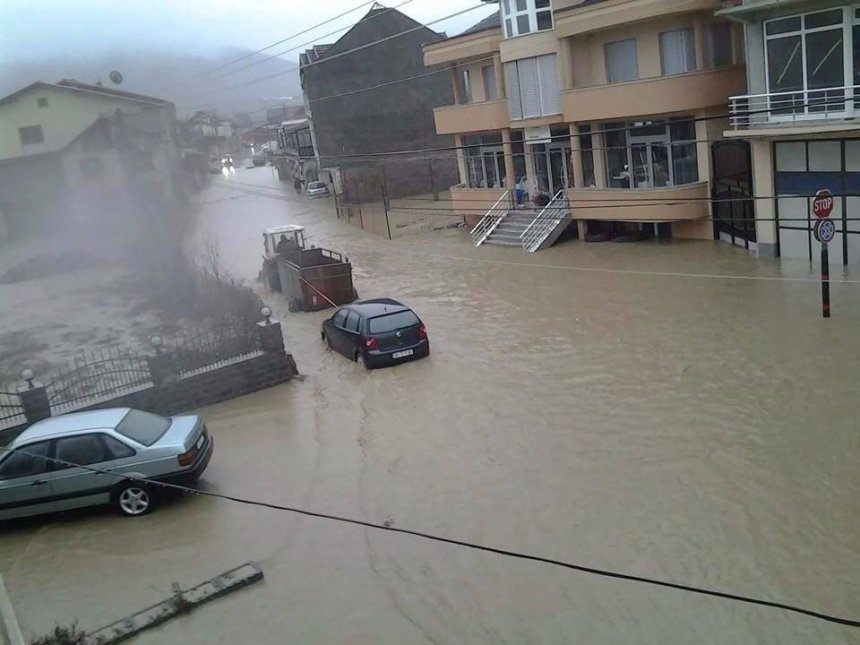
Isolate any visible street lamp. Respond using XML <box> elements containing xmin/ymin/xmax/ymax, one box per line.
<box><xmin>20</xmin><ymin>368</ymin><xmax>35</xmax><ymax>389</ymax></box>
<box><xmin>150</xmin><ymin>335</ymin><xmax>163</xmax><ymax>354</ymax></box>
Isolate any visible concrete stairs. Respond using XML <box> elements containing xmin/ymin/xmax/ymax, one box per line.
<box><xmin>483</xmin><ymin>211</ymin><xmax>538</xmax><ymax>247</ymax></box>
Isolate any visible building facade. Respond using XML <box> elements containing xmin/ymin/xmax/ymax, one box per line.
<box><xmin>721</xmin><ymin>0</ymin><xmax>860</xmax><ymax>264</ymax></box>
<box><xmin>0</xmin><ymin>80</ymin><xmax>181</xmax><ymax>242</ymax></box>
<box><xmin>300</xmin><ymin>3</ymin><xmax>459</xmax><ymax>202</ymax></box>
<box><xmin>424</xmin><ymin>0</ymin><xmax>746</xmax><ymax>243</ymax></box>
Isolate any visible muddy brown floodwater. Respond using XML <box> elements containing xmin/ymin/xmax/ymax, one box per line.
<box><xmin>2</xmin><ymin>167</ymin><xmax>858</xmax><ymax>644</ymax></box>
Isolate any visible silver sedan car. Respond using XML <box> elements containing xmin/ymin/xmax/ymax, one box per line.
<box><xmin>0</xmin><ymin>408</ymin><xmax>213</xmax><ymax>521</ymax></box>
<box><xmin>306</xmin><ymin>180</ymin><xmax>329</xmax><ymax>198</ymax></box>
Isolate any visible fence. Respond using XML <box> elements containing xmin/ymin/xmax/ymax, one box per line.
<box><xmin>0</xmin><ymin>315</ymin><xmax>296</xmax><ymax>440</ymax></box>
<box><xmin>45</xmin><ymin>348</ymin><xmax>153</xmax><ymax>414</ymax></box>
<box><xmin>0</xmin><ymin>390</ymin><xmax>24</xmax><ymax>427</ymax></box>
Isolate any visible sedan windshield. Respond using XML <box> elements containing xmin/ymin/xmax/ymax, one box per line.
<box><xmin>309</xmin><ymin>182</ymin><xmax>324</xmax><ymax>189</ymax></box>
<box><xmin>115</xmin><ymin>410</ymin><xmax>171</xmax><ymax>446</ymax></box>
<box><xmin>368</xmin><ymin>311</ymin><xmax>419</xmax><ymax>333</ymax></box>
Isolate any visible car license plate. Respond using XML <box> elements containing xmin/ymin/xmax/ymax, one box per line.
<box><xmin>392</xmin><ymin>349</ymin><xmax>414</xmax><ymax>359</ymax></box>
<box><xmin>196</xmin><ymin>435</ymin><xmax>205</xmax><ymax>450</ymax></box>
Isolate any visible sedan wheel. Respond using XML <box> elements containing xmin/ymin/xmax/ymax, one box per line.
<box><xmin>116</xmin><ymin>483</ymin><xmax>153</xmax><ymax>517</ymax></box>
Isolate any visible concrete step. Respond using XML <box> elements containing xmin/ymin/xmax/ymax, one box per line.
<box><xmin>484</xmin><ymin>237</ymin><xmax>522</xmax><ymax>247</ymax></box>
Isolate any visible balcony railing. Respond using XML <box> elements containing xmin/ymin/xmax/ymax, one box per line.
<box><xmin>729</xmin><ymin>85</ymin><xmax>860</xmax><ymax>129</ymax></box>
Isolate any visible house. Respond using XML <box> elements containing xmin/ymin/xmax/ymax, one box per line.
<box><xmin>274</xmin><ymin>107</ymin><xmax>319</xmax><ymax>184</ymax></box>
<box><xmin>182</xmin><ymin>110</ymin><xmax>237</xmax><ymax>160</ymax></box>
<box><xmin>0</xmin><ymin>80</ymin><xmax>181</xmax><ymax>243</ymax></box>
<box><xmin>299</xmin><ymin>2</ymin><xmax>459</xmax><ymax>201</ymax></box>
<box><xmin>422</xmin><ymin>0</ymin><xmax>747</xmax><ymax>249</ymax></box>
<box><xmin>720</xmin><ymin>0</ymin><xmax>860</xmax><ymax>265</ymax></box>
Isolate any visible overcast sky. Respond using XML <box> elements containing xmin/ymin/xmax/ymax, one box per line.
<box><xmin>0</xmin><ymin>0</ymin><xmax>496</xmax><ymax>63</ymax></box>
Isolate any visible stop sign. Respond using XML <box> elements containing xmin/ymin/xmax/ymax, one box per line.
<box><xmin>812</xmin><ymin>188</ymin><xmax>834</xmax><ymax>218</ymax></box>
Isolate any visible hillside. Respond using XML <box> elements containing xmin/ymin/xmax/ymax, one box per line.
<box><xmin>0</xmin><ymin>47</ymin><xmax>303</xmax><ymax>119</ymax></box>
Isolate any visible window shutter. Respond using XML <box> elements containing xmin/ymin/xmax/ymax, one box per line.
<box><xmin>505</xmin><ymin>61</ymin><xmax>523</xmax><ymax>120</ymax></box>
<box><xmin>537</xmin><ymin>54</ymin><xmax>560</xmax><ymax>115</ymax></box>
<box><xmin>518</xmin><ymin>57</ymin><xmax>541</xmax><ymax>118</ymax></box>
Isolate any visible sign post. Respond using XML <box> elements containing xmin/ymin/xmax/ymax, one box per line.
<box><xmin>812</xmin><ymin>189</ymin><xmax>836</xmax><ymax>318</ymax></box>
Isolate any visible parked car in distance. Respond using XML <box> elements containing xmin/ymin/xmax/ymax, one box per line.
<box><xmin>0</xmin><ymin>408</ymin><xmax>213</xmax><ymax>521</ymax></box>
<box><xmin>321</xmin><ymin>298</ymin><xmax>429</xmax><ymax>369</ymax></box>
<box><xmin>306</xmin><ymin>181</ymin><xmax>329</xmax><ymax>198</ymax></box>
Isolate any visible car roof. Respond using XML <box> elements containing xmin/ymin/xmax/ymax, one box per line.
<box><xmin>11</xmin><ymin>408</ymin><xmax>132</xmax><ymax>445</ymax></box>
<box><xmin>347</xmin><ymin>298</ymin><xmax>410</xmax><ymax>317</ymax></box>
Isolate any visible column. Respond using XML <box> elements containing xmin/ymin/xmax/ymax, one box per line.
<box><xmin>454</xmin><ymin>134</ymin><xmax>468</xmax><ymax>185</ymax></box>
<box><xmin>590</xmin><ymin>121</ymin><xmax>607</xmax><ymax>189</ymax></box>
<box><xmin>493</xmin><ymin>53</ymin><xmax>506</xmax><ymax>100</ymax></box>
<box><xmin>559</xmin><ymin>37</ymin><xmax>573</xmax><ymax>90</ymax></box>
<box><xmin>569</xmin><ymin>123</ymin><xmax>584</xmax><ymax>188</ymax></box>
<box><xmin>450</xmin><ymin>65</ymin><xmax>463</xmax><ymax>105</ymax></box>
<box><xmin>502</xmin><ymin>128</ymin><xmax>515</xmax><ymax>190</ymax></box>
<box><xmin>524</xmin><ymin>142</ymin><xmax>537</xmax><ymax>199</ymax></box>
<box><xmin>751</xmin><ymin>139</ymin><xmax>777</xmax><ymax>257</ymax></box>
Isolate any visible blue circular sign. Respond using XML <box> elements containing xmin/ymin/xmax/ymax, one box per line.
<box><xmin>814</xmin><ymin>218</ymin><xmax>836</xmax><ymax>244</ymax></box>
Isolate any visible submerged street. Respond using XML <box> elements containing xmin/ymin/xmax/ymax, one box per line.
<box><xmin>1</xmin><ymin>167</ymin><xmax>858</xmax><ymax>644</ymax></box>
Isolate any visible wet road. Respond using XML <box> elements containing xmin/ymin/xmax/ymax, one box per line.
<box><xmin>2</xmin><ymin>167</ymin><xmax>859</xmax><ymax>644</ymax></box>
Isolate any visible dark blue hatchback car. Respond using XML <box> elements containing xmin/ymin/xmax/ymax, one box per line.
<box><xmin>321</xmin><ymin>298</ymin><xmax>429</xmax><ymax>369</ymax></box>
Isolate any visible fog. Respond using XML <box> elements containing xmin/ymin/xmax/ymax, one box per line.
<box><xmin>0</xmin><ymin>0</ymin><xmax>496</xmax><ymax>115</ymax></box>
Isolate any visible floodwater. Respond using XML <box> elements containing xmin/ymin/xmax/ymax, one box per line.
<box><xmin>1</xmin><ymin>166</ymin><xmax>858</xmax><ymax>644</ymax></box>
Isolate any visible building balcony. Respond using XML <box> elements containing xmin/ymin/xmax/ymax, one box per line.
<box><xmin>728</xmin><ymin>85</ymin><xmax>860</xmax><ymax>136</ymax></box>
<box><xmin>568</xmin><ymin>182</ymin><xmax>709</xmax><ymax>222</ymax></box>
<box><xmin>562</xmin><ymin>66</ymin><xmax>746</xmax><ymax>123</ymax></box>
<box><xmin>433</xmin><ymin>99</ymin><xmax>510</xmax><ymax>135</ymax></box>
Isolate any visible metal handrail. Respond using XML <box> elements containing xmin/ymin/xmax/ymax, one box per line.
<box><xmin>729</xmin><ymin>83</ymin><xmax>859</xmax><ymax>129</ymax></box>
<box><xmin>470</xmin><ymin>190</ymin><xmax>510</xmax><ymax>247</ymax></box>
<box><xmin>521</xmin><ymin>190</ymin><xmax>567</xmax><ymax>252</ymax></box>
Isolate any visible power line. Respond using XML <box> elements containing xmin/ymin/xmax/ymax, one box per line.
<box><xmin>5</xmin><ymin>446</ymin><xmax>859</xmax><ymax>628</ymax></box>
<box><xmin>200</xmin><ymin>3</ymin><xmax>487</xmax><ymax>96</ymax></box>
<box><xmin>196</xmin><ymin>0</ymin><xmax>377</xmax><ymax>78</ymax></box>
<box><xmin>308</xmin><ymin>55</ymin><xmax>496</xmax><ymax>104</ymax></box>
<box><xmin>208</xmin><ymin>0</ymin><xmax>419</xmax><ymax>82</ymax></box>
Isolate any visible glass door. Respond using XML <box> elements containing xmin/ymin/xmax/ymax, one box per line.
<box><xmin>629</xmin><ymin>132</ymin><xmax>672</xmax><ymax>188</ymax></box>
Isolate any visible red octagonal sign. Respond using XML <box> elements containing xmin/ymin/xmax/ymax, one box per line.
<box><xmin>812</xmin><ymin>188</ymin><xmax>834</xmax><ymax>219</ymax></box>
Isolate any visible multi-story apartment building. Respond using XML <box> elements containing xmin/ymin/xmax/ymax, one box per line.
<box><xmin>423</xmin><ymin>0</ymin><xmax>746</xmax><ymax>248</ymax></box>
<box><xmin>721</xmin><ymin>0</ymin><xmax>860</xmax><ymax>265</ymax></box>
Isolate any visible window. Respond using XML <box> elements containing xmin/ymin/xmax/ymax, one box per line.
<box><xmin>115</xmin><ymin>410</ymin><xmax>170</xmax><ymax>446</ymax></box>
<box><xmin>80</xmin><ymin>157</ymin><xmax>103</xmax><ymax>179</ymax></box>
<box><xmin>705</xmin><ymin>23</ymin><xmax>733</xmax><ymax>68</ymax></box>
<box><xmin>333</xmin><ymin>309</ymin><xmax>349</xmax><ymax>327</ymax></box>
<box><xmin>502</xmin><ymin>0</ymin><xmax>552</xmax><ymax>38</ymax></box>
<box><xmin>482</xmin><ymin>65</ymin><xmax>498</xmax><ymax>101</ymax></box>
<box><xmin>55</xmin><ymin>435</ymin><xmax>108</xmax><ymax>467</ymax></box>
<box><xmin>765</xmin><ymin>7</ymin><xmax>850</xmax><ymax>116</ymax></box>
<box><xmin>37</xmin><ymin>97</ymin><xmax>48</xmax><ymax>108</ymax></box>
<box><xmin>505</xmin><ymin>54</ymin><xmax>560</xmax><ymax>119</ymax></box>
<box><xmin>368</xmin><ymin>311</ymin><xmax>420</xmax><ymax>333</ymax></box>
<box><xmin>103</xmin><ymin>435</ymin><xmax>136</xmax><ymax>460</ymax></box>
<box><xmin>464</xmin><ymin>133</ymin><xmax>506</xmax><ymax>188</ymax></box>
<box><xmin>462</xmin><ymin>68</ymin><xmax>472</xmax><ymax>103</ymax></box>
<box><xmin>19</xmin><ymin>125</ymin><xmax>44</xmax><ymax>145</ymax></box>
<box><xmin>605</xmin><ymin>39</ymin><xmax>638</xmax><ymax>83</ymax></box>
<box><xmin>0</xmin><ymin>442</ymin><xmax>49</xmax><ymax>480</ymax></box>
<box><xmin>604</xmin><ymin>118</ymin><xmax>698</xmax><ymax>189</ymax></box>
<box><xmin>660</xmin><ymin>29</ymin><xmax>696</xmax><ymax>75</ymax></box>
<box><xmin>344</xmin><ymin>311</ymin><xmax>361</xmax><ymax>333</ymax></box>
